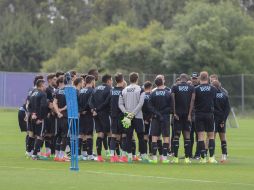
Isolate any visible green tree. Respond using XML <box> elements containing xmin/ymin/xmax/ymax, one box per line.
<box><xmin>162</xmin><ymin>1</ymin><xmax>254</xmax><ymax>74</ymax></box>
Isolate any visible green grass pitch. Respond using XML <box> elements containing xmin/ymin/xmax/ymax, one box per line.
<box><xmin>0</xmin><ymin>109</ymin><xmax>254</xmax><ymax>190</ymax></box>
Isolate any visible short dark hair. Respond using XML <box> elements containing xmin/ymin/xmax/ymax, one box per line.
<box><xmin>36</xmin><ymin>79</ymin><xmax>45</xmax><ymax>88</ymax></box>
<box><xmin>154</xmin><ymin>77</ymin><xmax>163</xmax><ymax>87</ymax></box>
<box><xmin>129</xmin><ymin>72</ymin><xmax>139</xmax><ymax>83</ymax></box>
<box><xmin>85</xmin><ymin>75</ymin><xmax>95</xmax><ymax>84</ymax></box>
<box><xmin>47</xmin><ymin>73</ymin><xmax>56</xmax><ymax>81</ymax></box>
<box><xmin>73</xmin><ymin>77</ymin><xmax>83</xmax><ymax>86</ymax></box>
<box><xmin>33</xmin><ymin>75</ymin><xmax>44</xmax><ymax>86</ymax></box>
<box><xmin>55</xmin><ymin>71</ymin><xmax>65</xmax><ymax>78</ymax></box>
<box><xmin>80</xmin><ymin>74</ymin><xmax>87</xmax><ymax>80</ymax></box>
<box><xmin>115</xmin><ymin>73</ymin><xmax>124</xmax><ymax>83</ymax></box>
<box><xmin>180</xmin><ymin>73</ymin><xmax>189</xmax><ymax>81</ymax></box>
<box><xmin>143</xmin><ymin>81</ymin><xmax>152</xmax><ymax>89</ymax></box>
<box><xmin>56</xmin><ymin>76</ymin><xmax>64</xmax><ymax>86</ymax></box>
<box><xmin>70</xmin><ymin>70</ymin><xmax>77</xmax><ymax>78</ymax></box>
<box><xmin>102</xmin><ymin>74</ymin><xmax>112</xmax><ymax>83</ymax></box>
<box><xmin>88</xmin><ymin>69</ymin><xmax>99</xmax><ymax>81</ymax></box>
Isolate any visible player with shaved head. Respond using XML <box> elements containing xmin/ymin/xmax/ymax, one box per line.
<box><xmin>194</xmin><ymin>71</ymin><xmax>217</xmax><ymax>164</ymax></box>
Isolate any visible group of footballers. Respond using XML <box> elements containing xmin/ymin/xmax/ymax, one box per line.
<box><xmin>18</xmin><ymin>69</ymin><xmax>230</xmax><ymax>164</ymax></box>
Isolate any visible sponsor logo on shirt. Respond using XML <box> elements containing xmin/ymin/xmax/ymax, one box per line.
<box><xmin>112</xmin><ymin>90</ymin><xmax>121</xmax><ymax>96</ymax></box>
<box><xmin>80</xmin><ymin>88</ymin><xmax>88</xmax><ymax>94</ymax></box>
<box><xmin>178</xmin><ymin>86</ymin><xmax>189</xmax><ymax>91</ymax></box>
<box><xmin>97</xmin><ymin>86</ymin><xmax>106</xmax><ymax>90</ymax></box>
<box><xmin>216</xmin><ymin>93</ymin><xmax>224</xmax><ymax>98</ymax></box>
<box><xmin>127</xmin><ymin>88</ymin><xmax>135</xmax><ymax>92</ymax></box>
<box><xmin>200</xmin><ymin>86</ymin><xmax>211</xmax><ymax>92</ymax></box>
<box><xmin>155</xmin><ymin>91</ymin><xmax>166</xmax><ymax>96</ymax></box>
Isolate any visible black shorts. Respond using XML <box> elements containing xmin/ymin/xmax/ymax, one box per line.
<box><xmin>94</xmin><ymin>112</ymin><xmax>111</xmax><ymax>133</ymax></box>
<box><xmin>110</xmin><ymin>116</ymin><xmax>125</xmax><ymax>134</ymax></box>
<box><xmin>173</xmin><ymin>113</ymin><xmax>191</xmax><ymax>132</ymax></box>
<box><xmin>80</xmin><ymin>114</ymin><xmax>94</xmax><ymax>135</ymax></box>
<box><xmin>144</xmin><ymin>122</ymin><xmax>150</xmax><ymax>136</ymax></box>
<box><xmin>28</xmin><ymin>119</ymin><xmax>45</xmax><ymax>137</ymax></box>
<box><xmin>125</xmin><ymin>118</ymin><xmax>145</xmax><ymax>136</ymax></box>
<box><xmin>44</xmin><ymin>114</ymin><xmax>56</xmax><ymax>135</ymax></box>
<box><xmin>150</xmin><ymin>116</ymin><xmax>170</xmax><ymax>137</ymax></box>
<box><xmin>214</xmin><ymin>118</ymin><xmax>226</xmax><ymax>133</ymax></box>
<box><xmin>195</xmin><ymin>113</ymin><xmax>215</xmax><ymax>133</ymax></box>
<box><xmin>18</xmin><ymin>109</ymin><xmax>27</xmax><ymax>132</ymax></box>
<box><xmin>57</xmin><ymin>117</ymin><xmax>68</xmax><ymax>138</ymax></box>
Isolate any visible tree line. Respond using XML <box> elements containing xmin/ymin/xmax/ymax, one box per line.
<box><xmin>0</xmin><ymin>0</ymin><xmax>254</xmax><ymax>74</ymax></box>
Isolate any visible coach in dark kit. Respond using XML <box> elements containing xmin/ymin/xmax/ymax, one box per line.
<box><xmin>194</xmin><ymin>71</ymin><xmax>217</xmax><ymax>164</ymax></box>
<box><xmin>171</xmin><ymin>73</ymin><xmax>195</xmax><ymax>164</ymax></box>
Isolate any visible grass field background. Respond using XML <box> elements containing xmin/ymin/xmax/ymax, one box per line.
<box><xmin>0</xmin><ymin>109</ymin><xmax>254</xmax><ymax>190</ymax></box>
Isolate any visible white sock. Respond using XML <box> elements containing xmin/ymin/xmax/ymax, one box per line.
<box><xmin>128</xmin><ymin>153</ymin><xmax>132</xmax><ymax>158</ymax></box>
<box><xmin>46</xmin><ymin>148</ymin><xmax>51</xmax><ymax>154</ymax></box>
<box><xmin>141</xmin><ymin>154</ymin><xmax>147</xmax><ymax>159</ymax></box>
<box><xmin>81</xmin><ymin>151</ymin><xmax>87</xmax><ymax>156</ymax></box>
<box><xmin>55</xmin><ymin>150</ymin><xmax>59</xmax><ymax>157</ymax></box>
<box><xmin>153</xmin><ymin>155</ymin><xmax>157</xmax><ymax>160</ymax></box>
<box><xmin>122</xmin><ymin>151</ymin><xmax>126</xmax><ymax>156</ymax></box>
<box><xmin>110</xmin><ymin>150</ymin><xmax>115</xmax><ymax>156</ymax></box>
<box><xmin>59</xmin><ymin>151</ymin><xmax>64</xmax><ymax>159</ymax></box>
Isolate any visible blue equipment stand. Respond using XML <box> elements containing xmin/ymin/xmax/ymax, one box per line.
<box><xmin>64</xmin><ymin>85</ymin><xmax>79</xmax><ymax>171</ymax></box>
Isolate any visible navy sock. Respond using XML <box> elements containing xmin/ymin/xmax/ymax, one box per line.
<box><xmin>221</xmin><ymin>140</ymin><xmax>227</xmax><ymax>155</ymax></box>
<box><xmin>163</xmin><ymin>143</ymin><xmax>169</xmax><ymax>157</ymax></box>
<box><xmin>96</xmin><ymin>137</ymin><xmax>103</xmax><ymax>156</ymax></box>
<box><xmin>173</xmin><ymin>139</ymin><xmax>179</xmax><ymax>157</ymax></box>
<box><xmin>209</xmin><ymin>139</ymin><xmax>215</xmax><ymax>157</ymax></box>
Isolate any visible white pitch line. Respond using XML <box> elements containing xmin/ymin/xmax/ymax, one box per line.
<box><xmin>0</xmin><ymin>165</ymin><xmax>254</xmax><ymax>187</ymax></box>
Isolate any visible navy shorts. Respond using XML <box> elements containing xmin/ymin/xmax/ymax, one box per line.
<box><xmin>94</xmin><ymin>112</ymin><xmax>111</xmax><ymax>133</ymax></box>
<box><xmin>173</xmin><ymin>113</ymin><xmax>191</xmax><ymax>132</ymax></box>
<box><xmin>80</xmin><ymin>114</ymin><xmax>94</xmax><ymax>135</ymax></box>
<box><xmin>150</xmin><ymin>116</ymin><xmax>170</xmax><ymax>137</ymax></box>
<box><xmin>195</xmin><ymin>113</ymin><xmax>215</xmax><ymax>133</ymax></box>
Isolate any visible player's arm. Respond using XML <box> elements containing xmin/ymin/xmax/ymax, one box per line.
<box><xmin>147</xmin><ymin>93</ymin><xmax>162</xmax><ymax>118</ymax></box>
<box><xmin>118</xmin><ymin>92</ymin><xmax>127</xmax><ymax>114</ymax></box>
<box><xmin>160</xmin><ymin>92</ymin><xmax>172</xmax><ymax>115</ymax></box>
<box><xmin>224</xmin><ymin>96</ymin><xmax>231</xmax><ymax>121</ymax></box>
<box><xmin>171</xmin><ymin>92</ymin><xmax>178</xmax><ymax>120</ymax></box>
<box><xmin>53</xmin><ymin>97</ymin><xmax>62</xmax><ymax>118</ymax></box>
<box><xmin>96</xmin><ymin>89</ymin><xmax>111</xmax><ymax>112</ymax></box>
<box><xmin>188</xmin><ymin>92</ymin><xmax>195</xmax><ymax>122</ymax></box>
<box><xmin>39</xmin><ymin>94</ymin><xmax>48</xmax><ymax>120</ymax></box>
<box><xmin>132</xmin><ymin>91</ymin><xmax>145</xmax><ymax>116</ymax></box>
